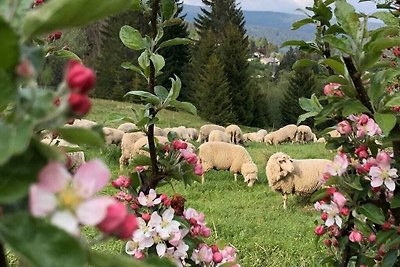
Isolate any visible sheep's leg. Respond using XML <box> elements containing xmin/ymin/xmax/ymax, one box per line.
<box><xmin>201</xmin><ymin>174</ymin><xmax>205</xmax><ymax>184</ymax></box>
<box><xmin>234</xmin><ymin>173</ymin><xmax>237</xmax><ymax>182</ymax></box>
<box><xmin>283</xmin><ymin>194</ymin><xmax>288</xmax><ymax>210</ymax></box>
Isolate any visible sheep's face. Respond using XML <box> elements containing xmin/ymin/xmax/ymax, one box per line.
<box><xmin>264</xmin><ymin>134</ymin><xmax>272</xmax><ymax>145</ymax></box>
<box><xmin>242</xmin><ymin>163</ymin><xmax>258</xmax><ymax>187</ymax></box>
<box><xmin>275</xmin><ymin>153</ymin><xmax>294</xmax><ymax>178</ymax></box>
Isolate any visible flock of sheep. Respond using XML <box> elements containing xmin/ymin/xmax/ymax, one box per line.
<box><xmin>41</xmin><ymin>120</ymin><xmax>335</xmax><ymax>209</ymax></box>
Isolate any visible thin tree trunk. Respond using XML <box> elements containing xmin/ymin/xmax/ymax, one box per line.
<box><xmin>0</xmin><ymin>242</ymin><xmax>8</xmax><ymax>267</ymax></box>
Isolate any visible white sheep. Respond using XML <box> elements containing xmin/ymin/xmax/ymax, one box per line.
<box><xmin>244</xmin><ymin>132</ymin><xmax>264</xmax><ymax>143</ymax></box>
<box><xmin>117</xmin><ymin>122</ymin><xmax>138</xmax><ymax>133</ymax></box>
<box><xmin>198</xmin><ymin>142</ymin><xmax>258</xmax><ymax>187</ymax></box>
<box><xmin>187</xmin><ymin>128</ymin><xmax>198</xmax><ymax>141</ymax></box>
<box><xmin>198</xmin><ymin>124</ymin><xmax>225</xmax><ymax>143</ymax></box>
<box><xmin>208</xmin><ymin>130</ymin><xmax>230</xmax><ymax>143</ymax></box>
<box><xmin>132</xmin><ymin>136</ymin><xmax>169</xmax><ymax>157</ymax></box>
<box><xmin>265</xmin><ymin>152</ymin><xmax>331</xmax><ymax>209</ymax></box>
<box><xmin>64</xmin><ymin>119</ymin><xmax>97</xmax><ymax>129</ymax></box>
<box><xmin>103</xmin><ymin>127</ymin><xmax>124</xmax><ymax>146</ymax></box>
<box><xmin>119</xmin><ymin>132</ymin><xmax>147</xmax><ymax>169</ymax></box>
<box><xmin>264</xmin><ymin>124</ymin><xmax>298</xmax><ymax>145</ymax></box>
<box><xmin>225</xmin><ymin>124</ymin><xmax>243</xmax><ymax>144</ymax></box>
<box><xmin>295</xmin><ymin>125</ymin><xmax>314</xmax><ymax>144</ymax></box>
<box><xmin>257</xmin><ymin>129</ymin><xmax>268</xmax><ymax>138</ymax></box>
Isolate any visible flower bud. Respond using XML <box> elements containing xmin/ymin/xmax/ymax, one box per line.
<box><xmin>184</xmin><ymin>153</ymin><xmax>198</xmax><ymax>165</ymax></box>
<box><xmin>135</xmin><ymin>166</ymin><xmax>146</xmax><ymax>173</ymax></box>
<box><xmin>211</xmin><ymin>244</ymin><xmax>219</xmax><ymax>253</ymax></box>
<box><xmin>117</xmin><ymin>214</ymin><xmax>138</xmax><ymax>239</ymax></box>
<box><xmin>323</xmin><ymin>239</ymin><xmax>332</xmax><ymax>247</ymax></box>
<box><xmin>376</xmin><ymin>151</ymin><xmax>391</xmax><ymax>167</ymax></box>
<box><xmin>349</xmin><ymin>229</ymin><xmax>363</xmax><ymax>242</ymax></box>
<box><xmin>189</xmin><ymin>218</ymin><xmax>197</xmax><ymax>226</ymax></box>
<box><xmin>202</xmin><ymin>227</ymin><xmax>211</xmax><ymax>238</ymax></box>
<box><xmin>314</xmin><ymin>225</ymin><xmax>325</xmax><ymax>236</ymax></box>
<box><xmin>340</xmin><ymin>207</ymin><xmax>350</xmax><ymax>216</ymax></box>
<box><xmin>141</xmin><ymin>213</ymin><xmax>151</xmax><ymax>222</ymax></box>
<box><xmin>112</xmin><ymin>176</ymin><xmax>131</xmax><ymax>188</ymax></box>
<box><xmin>394</xmin><ymin>47</ymin><xmax>400</xmax><ymax>57</ymax></box>
<box><xmin>382</xmin><ymin>221</ymin><xmax>392</xmax><ymax>231</ymax></box>
<box><xmin>163</xmin><ymin>198</ymin><xmax>171</xmax><ymax>207</ymax></box>
<box><xmin>16</xmin><ymin>59</ymin><xmax>35</xmax><ymax>79</ymax></box>
<box><xmin>321</xmin><ymin>212</ymin><xmax>328</xmax><ymax>221</ymax></box>
<box><xmin>68</xmin><ymin>93</ymin><xmax>91</xmax><ymax>116</ymax></box>
<box><xmin>97</xmin><ymin>202</ymin><xmax>127</xmax><ymax>233</ymax></box>
<box><xmin>368</xmin><ymin>233</ymin><xmax>376</xmax><ymax>243</ymax></box>
<box><xmin>66</xmin><ymin>60</ymin><xmax>96</xmax><ymax>94</ymax></box>
<box><xmin>213</xmin><ymin>252</ymin><xmax>223</xmax><ymax>263</ymax></box>
<box><xmin>337</xmin><ymin>120</ymin><xmax>352</xmax><ymax>135</ymax></box>
<box><xmin>172</xmin><ymin>140</ymin><xmax>188</xmax><ymax>150</ymax></box>
<box><xmin>326</xmin><ymin>187</ymin><xmax>336</xmax><ymax>195</ymax></box>
<box><xmin>358</xmin><ymin>114</ymin><xmax>369</xmax><ymax>125</ymax></box>
<box><xmin>134</xmin><ymin>250</ymin><xmax>145</xmax><ymax>260</ymax></box>
<box><xmin>355</xmin><ymin>145</ymin><xmax>369</xmax><ymax>159</ymax></box>
<box><xmin>332</xmin><ymin>238</ymin><xmax>338</xmax><ymax>247</ymax></box>
<box><xmin>194</xmin><ymin>164</ymin><xmax>204</xmax><ymax>176</ymax></box>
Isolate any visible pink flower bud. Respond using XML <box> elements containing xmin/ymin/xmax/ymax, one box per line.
<box><xmin>130</xmin><ymin>203</ymin><xmax>139</xmax><ymax>210</ymax></box>
<box><xmin>189</xmin><ymin>218</ymin><xmax>197</xmax><ymax>226</ymax></box>
<box><xmin>172</xmin><ymin>140</ymin><xmax>188</xmax><ymax>150</ymax></box>
<box><xmin>314</xmin><ymin>225</ymin><xmax>325</xmax><ymax>236</ymax></box>
<box><xmin>135</xmin><ymin>166</ymin><xmax>146</xmax><ymax>172</ymax></box>
<box><xmin>117</xmin><ymin>214</ymin><xmax>138</xmax><ymax>239</ymax></box>
<box><xmin>323</xmin><ymin>239</ymin><xmax>332</xmax><ymax>247</ymax></box>
<box><xmin>340</xmin><ymin>207</ymin><xmax>350</xmax><ymax>216</ymax></box>
<box><xmin>324</xmin><ymin>83</ymin><xmax>340</xmax><ymax>95</ymax></box>
<box><xmin>192</xmin><ymin>225</ymin><xmax>201</xmax><ymax>236</ymax></box>
<box><xmin>134</xmin><ymin>250</ymin><xmax>145</xmax><ymax>260</ymax></box>
<box><xmin>194</xmin><ymin>164</ymin><xmax>204</xmax><ymax>176</ymax></box>
<box><xmin>163</xmin><ymin>198</ymin><xmax>171</xmax><ymax>207</ymax></box>
<box><xmin>16</xmin><ymin>59</ymin><xmax>35</xmax><ymax>79</ymax></box>
<box><xmin>160</xmin><ymin>194</ymin><xmax>168</xmax><ymax>201</ymax></box>
<box><xmin>97</xmin><ymin>202</ymin><xmax>128</xmax><ymax>234</ymax></box>
<box><xmin>368</xmin><ymin>233</ymin><xmax>376</xmax><ymax>243</ymax></box>
<box><xmin>162</xmin><ymin>144</ymin><xmax>170</xmax><ymax>152</ymax></box>
<box><xmin>68</xmin><ymin>93</ymin><xmax>91</xmax><ymax>116</ymax></box>
<box><xmin>213</xmin><ymin>252</ymin><xmax>223</xmax><ymax>263</ymax></box>
<box><xmin>211</xmin><ymin>244</ymin><xmax>219</xmax><ymax>253</ymax></box>
<box><xmin>355</xmin><ymin>145</ymin><xmax>369</xmax><ymax>159</ymax></box>
<box><xmin>382</xmin><ymin>221</ymin><xmax>392</xmax><ymax>231</ymax></box>
<box><xmin>111</xmin><ymin>176</ymin><xmax>131</xmax><ymax>188</ymax></box>
<box><xmin>326</xmin><ymin>187</ymin><xmax>336</xmax><ymax>195</ymax></box>
<box><xmin>125</xmin><ymin>194</ymin><xmax>133</xmax><ymax>202</ymax></box>
<box><xmin>35</xmin><ymin>0</ymin><xmax>44</xmax><ymax>5</ymax></box>
<box><xmin>66</xmin><ymin>60</ymin><xmax>96</xmax><ymax>94</ymax></box>
<box><xmin>321</xmin><ymin>212</ymin><xmax>328</xmax><ymax>221</ymax></box>
<box><xmin>376</xmin><ymin>151</ymin><xmax>391</xmax><ymax>167</ymax></box>
<box><xmin>332</xmin><ymin>192</ymin><xmax>347</xmax><ymax>209</ymax></box>
<box><xmin>141</xmin><ymin>213</ymin><xmax>151</xmax><ymax>222</ymax></box>
<box><xmin>202</xmin><ymin>227</ymin><xmax>211</xmax><ymax>238</ymax></box>
<box><xmin>349</xmin><ymin>230</ymin><xmax>363</xmax><ymax>242</ymax></box>
<box><xmin>394</xmin><ymin>47</ymin><xmax>400</xmax><ymax>57</ymax></box>
<box><xmin>358</xmin><ymin>114</ymin><xmax>369</xmax><ymax>125</ymax></box>
<box><xmin>184</xmin><ymin>153</ymin><xmax>198</xmax><ymax>165</ymax></box>
<box><xmin>337</xmin><ymin>120</ymin><xmax>352</xmax><ymax>135</ymax></box>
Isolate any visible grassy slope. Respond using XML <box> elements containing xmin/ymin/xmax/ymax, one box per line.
<box><xmin>8</xmin><ymin>99</ymin><xmax>335</xmax><ymax>266</ymax></box>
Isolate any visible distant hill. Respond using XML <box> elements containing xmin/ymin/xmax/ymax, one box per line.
<box><xmin>182</xmin><ymin>4</ymin><xmax>314</xmax><ymax>46</ymax></box>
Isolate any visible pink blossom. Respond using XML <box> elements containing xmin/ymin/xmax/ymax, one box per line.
<box><xmin>194</xmin><ymin>164</ymin><xmax>204</xmax><ymax>176</ymax></box>
<box><xmin>319</xmin><ymin>202</ymin><xmax>342</xmax><ymax>228</ymax></box>
<box><xmin>172</xmin><ymin>140</ymin><xmax>188</xmax><ymax>150</ymax></box>
<box><xmin>192</xmin><ymin>244</ymin><xmax>213</xmax><ymax>264</ymax></box>
<box><xmin>29</xmin><ymin>160</ymin><xmax>114</xmax><ymax>235</ymax></box>
<box><xmin>357</xmin><ymin>118</ymin><xmax>382</xmax><ymax>138</ymax></box>
<box><xmin>332</xmin><ymin>192</ymin><xmax>347</xmax><ymax>209</ymax></box>
<box><xmin>111</xmin><ymin>175</ymin><xmax>131</xmax><ymax>188</ymax></box>
<box><xmin>325</xmin><ymin>154</ymin><xmax>349</xmax><ymax>176</ymax></box>
<box><xmin>137</xmin><ymin>189</ymin><xmax>162</xmax><ymax>207</ymax></box>
<box><xmin>97</xmin><ymin>202</ymin><xmax>127</xmax><ymax>234</ymax></box>
<box><xmin>376</xmin><ymin>151</ymin><xmax>391</xmax><ymax>169</ymax></box>
<box><xmin>355</xmin><ymin>145</ymin><xmax>369</xmax><ymax>159</ymax></box>
<box><xmin>323</xmin><ymin>83</ymin><xmax>341</xmax><ymax>96</ymax></box>
<box><xmin>349</xmin><ymin>229</ymin><xmax>363</xmax><ymax>242</ymax></box>
<box><xmin>201</xmin><ymin>227</ymin><xmax>211</xmax><ymax>238</ymax></box>
<box><xmin>337</xmin><ymin>120</ymin><xmax>352</xmax><ymax>135</ymax></box>
<box><xmin>369</xmin><ymin>165</ymin><xmax>397</xmax><ymax>191</ymax></box>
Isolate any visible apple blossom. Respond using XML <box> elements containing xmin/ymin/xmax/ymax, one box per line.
<box><xmin>148</xmin><ymin>208</ymin><xmax>180</xmax><ymax>239</ymax></box>
<box><xmin>337</xmin><ymin>120</ymin><xmax>352</xmax><ymax>135</ymax></box>
<box><xmin>325</xmin><ymin>154</ymin><xmax>348</xmax><ymax>176</ymax></box>
<box><xmin>349</xmin><ymin>229</ymin><xmax>363</xmax><ymax>242</ymax></box>
<box><xmin>369</xmin><ymin>164</ymin><xmax>398</xmax><ymax>191</ymax></box>
<box><xmin>137</xmin><ymin>189</ymin><xmax>162</xmax><ymax>207</ymax></box>
<box><xmin>319</xmin><ymin>202</ymin><xmax>342</xmax><ymax>228</ymax></box>
<box><xmin>192</xmin><ymin>244</ymin><xmax>213</xmax><ymax>264</ymax></box>
<box><xmin>29</xmin><ymin>160</ymin><xmax>114</xmax><ymax>235</ymax></box>
<box><xmin>332</xmin><ymin>192</ymin><xmax>346</xmax><ymax>209</ymax></box>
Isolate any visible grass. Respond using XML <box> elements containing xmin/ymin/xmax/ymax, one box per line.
<box><xmin>7</xmin><ymin>99</ymin><xmax>335</xmax><ymax>266</ymax></box>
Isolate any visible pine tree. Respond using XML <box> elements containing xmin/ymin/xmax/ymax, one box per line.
<box><xmin>197</xmin><ymin>54</ymin><xmax>235</xmax><ymax>125</ymax></box>
<box><xmin>280</xmin><ymin>68</ymin><xmax>316</xmax><ymax>125</ymax></box>
<box><xmin>279</xmin><ymin>47</ymin><xmax>300</xmax><ymax>71</ymax></box>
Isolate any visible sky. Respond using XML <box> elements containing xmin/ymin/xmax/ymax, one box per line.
<box><xmin>182</xmin><ymin>0</ymin><xmax>377</xmax><ymax>14</ymax></box>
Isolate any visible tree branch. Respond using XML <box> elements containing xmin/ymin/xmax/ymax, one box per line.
<box><xmin>0</xmin><ymin>242</ymin><xmax>8</xmax><ymax>267</ymax></box>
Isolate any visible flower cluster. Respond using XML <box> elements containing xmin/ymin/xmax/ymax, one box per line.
<box><xmin>170</xmin><ymin>139</ymin><xmax>204</xmax><ymax>176</ymax></box>
<box><xmin>112</xmin><ymin>187</ymin><xmax>238</xmax><ymax>266</ymax></box>
<box><xmin>313</xmin><ymin>113</ymin><xmax>400</xmax><ymax>264</ymax></box>
<box><xmin>29</xmin><ymin>160</ymin><xmax>137</xmax><ymax>239</ymax></box>
<box><xmin>323</xmin><ymin>83</ymin><xmax>344</xmax><ymax>97</ymax></box>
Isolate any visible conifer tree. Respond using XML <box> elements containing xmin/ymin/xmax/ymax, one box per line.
<box><xmin>280</xmin><ymin>67</ymin><xmax>316</xmax><ymax>125</ymax></box>
<box><xmin>197</xmin><ymin>54</ymin><xmax>235</xmax><ymax>125</ymax></box>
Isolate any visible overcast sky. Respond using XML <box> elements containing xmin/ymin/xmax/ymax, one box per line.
<box><xmin>182</xmin><ymin>0</ymin><xmax>377</xmax><ymax>14</ymax></box>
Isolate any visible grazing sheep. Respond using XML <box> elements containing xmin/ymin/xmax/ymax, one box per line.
<box><xmin>295</xmin><ymin>125</ymin><xmax>314</xmax><ymax>144</ymax></box>
<box><xmin>119</xmin><ymin>132</ymin><xmax>147</xmax><ymax>169</ymax></box>
<box><xmin>316</xmin><ymin>137</ymin><xmax>326</xmax><ymax>143</ymax></box>
<box><xmin>117</xmin><ymin>122</ymin><xmax>138</xmax><ymax>133</ymax></box>
<box><xmin>257</xmin><ymin>129</ymin><xmax>268</xmax><ymax>138</ymax></box>
<box><xmin>266</xmin><ymin>152</ymin><xmax>331</xmax><ymax>209</ymax></box>
<box><xmin>173</xmin><ymin>126</ymin><xmax>191</xmax><ymax>141</ymax></box>
<box><xmin>198</xmin><ymin>124</ymin><xmax>225</xmax><ymax>143</ymax></box>
<box><xmin>64</xmin><ymin>119</ymin><xmax>97</xmax><ymax>129</ymax></box>
<box><xmin>187</xmin><ymin>128</ymin><xmax>198</xmax><ymax>141</ymax></box>
<box><xmin>208</xmin><ymin>130</ymin><xmax>230</xmax><ymax>143</ymax></box>
<box><xmin>103</xmin><ymin>127</ymin><xmax>124</xmax><ymax>145</ymax></box>
<box><xmin>225</xmin><ymin>124</ymin><xmax>243</xmax><ymax>144</ymax></box>
<box><xmin>154</xmin><ymin>126</ymin><xmax>164</xmax><ymax>136</ymax></box>
<box><xmin>264</xmin><ymin>124</ymin><xmax>298</xmax><ymax>145</ymax></box>
<box><xmin>198</xmin><ymin>142</ymin><xmax>258</xmax><ymax>187</ymax></box>
<box><xmin>133</xmin><ymin>136</ymin><xmax>169</xmax><ymax>157</ymax></box>
<box><xmin>244</xmin><ymin>132</ymin><xmax>264</xmax><ymax>143</ymax></box>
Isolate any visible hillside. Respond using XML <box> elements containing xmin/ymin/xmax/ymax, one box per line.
<box><xmin>182</xmin><ymin>4</ymin><xmax>314</xmax><ymax>46</ymax></box>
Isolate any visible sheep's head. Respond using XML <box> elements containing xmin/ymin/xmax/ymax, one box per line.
<box><xmin>264</xmin><ymin>134</ymin><xmax>273</xmax><ymax>145</ymax></box>
<box><xmin>242</xmin><ymin>163</ymin><xmax>258</xmax><ymax>187</ymax></box>
<box><xmin>267</xmin><ymin>152</ymin><xmax>294</xmax><ymax>181</ymax></box>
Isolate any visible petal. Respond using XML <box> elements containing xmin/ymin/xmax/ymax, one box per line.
<box><xmin>385</xmin><ymin>179</ymin><xmax>396</xmax><ymax>191</ymax></box>
<box><xmin>371</xmin><ymin>177</ymin><xmax>383</xmax><ymax>188</ymax></box>
<box><xmin>125</xmin><ymin>241</ymin><xmax>138</xmax><ymax>255</ymax></box>
<box><xmin>369</xmin><ymin>167</ymin><xmax>381</xmax><ymax>178</ymax></box>
<box><xmin>148</xmin><ymin>212</ymin><xmax>162</xmax><ymax>227</ymax></box>
<box><xmin>141</xmin><ymin>237</ymin><xmax>154</xmax><ymax>249</ymax></box>
<box><xmin>148</xmin><ymin>189</ymin><xmax>157</xmax><ymax>199</ymax></box>
<box><xmin>51</xmin><ymin>210</ymin><xmax>79</xmax><ymax>235</ymax></box>
<box><xmin>137</xmin><ymin>192</ymin><xmax>147</xmax><ymax>206</ymax></box>
<box><xmin>325</xmin><ymin>216</ymin><xmax>334</xmax><ymax>227</ymax></box>
<box><xmin>76</xmin><ymin>196</ymin><xmax>115</xmax><ymax>225</ymax></box>
<box><xmin>153</xmin><ymin>197</ymin><xmax>162</xmax><ymax>205</ymax></box>
<box><xmin>38</xmin><ymin>162</ymin><xmax>70</xmax><ymax>193</ymax></box>
<box><xmin>156</xmin><ymin>242</ymin><xmax>166</xmax><ymax>257</ymax></box>
<box><xmin>163</xmin><ymin>208</ymin><xmax>175</xmax><ymax>222</ymax></box>
<box><xmin>73</xmin><ymin>159</ymin><xmax>110</xmax><ymax>198</ymax></box>
<box><xmin>29</xmin><ymin>185</ymin><xmax>57</xmax><ymax>217</ymax></box>
<box><xmin>388</xmin><ymin>168</ymin><xmax>398</xmax><ymax>178</ymax></box>
<box><xmin>335</xmin><ymin>215</ymin><xmax>342</xmax><ymax>228</ymax></box>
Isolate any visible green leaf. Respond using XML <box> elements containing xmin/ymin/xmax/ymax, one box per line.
<box><xmin>291</xmin><ymin>18</ymin><xmax>314</xmax><ymax>30</ymax></box>
<box><xmin>319</xmin><ymin>58</ymin><xmax>345</xmax><ymax>75</ymax></box>
<box><xmin>386</xmin><ymin>96</ymin><xmax>400</xmax><ymax>107</ymax></box>
<box><xmin>154</xmin><ymin>86</ymin><xmax>169</xmax><ymax>101</ymax></box>
<box><xmin>0</xmin><ymin>16</ymin><xmax>19</xmax><ymax>70</ymax></box>
<box><xmin>0</xmin><ymin>213</ymin><xmax>86</xmax><ymax>267</ymax></box>
<box><xmin>169</xmin><ymin>100</ymin><xmax>197</xmax><ymax>115</ymax></box>
<box><xmin>377</xmin><ymin>229</ymin><xmax>396</xmax><ymax>244</ymax></box>
<box><xmin>297</xmin><ymin>111</ymin><xmax>318</xmax><ymax>125</ymax></box>
<box><xmin>322</xmin><ymin>35</ymin><xmax>353</xmax><ymax>55</ymax></box>
<box><xmin>0</xmin><ymin>142</ymin><xmax>47</xmax><ymax>203</ymax></box>
<box><xmin>0</xmin><ymin>70</ymin><xmax>15</xmax><ymax>111</ymax></box>
<box><xmin>381</xmin><ymin>250</ymin><xmax>397</xmax><ymax>267</ymax></box>
<box><xmin>293</xmin><ymin>59</ymin><xmax>316</xmax><ymax>69</ymax></box>
<box><xmin>334</xmin><ymin>0</ymin><xmax>360</xmax><ymax>39</ymax></box>
<box><xmin>372</xmin><ymin>11</ymin><xmax>398</xmax><ymax>26</ymax></box>
<box><xmin>358</xmin><ymin>203</ymin><xmax>385</xmax><ymax>225</ymax></box>
<box><xmin>138</xmin><ymin>51</ymin><xmax>151</xmax><ymax>69</ymax></box>
<box><xmin>150</xmin><ymin>53</ymin><xmax>165</xmax><ymax>73</ymax></box>
<box><xmin>54</xmin><ymin>49</ymin><xmax>81</xmax><ymax>61</ymax></box>
<box><xmin>342</xmin><ymin>100</ymin><xmax>370</xmax><ymax>117</ymax></box>
<box><xmin>132</xmin><ymin>154</ymin><xmax>152</xmax><ymax>166</ymax></box>
<box><xmin>370</xmin><ymin>38</ymin><xmax>400</xmax><ymax>52</ymax></box>
<box><xmin>390</xmin><ymin>192</ymin><xmax>400</xmax><ymax>209</ymax></box>
<box><xmin>310</xmin><ymin>188</ymin><xmax>329</xmax><ymax>202</ymax></box>
<box><xmin>120</xmin><ymin>25</ymin><xmax>147</xmax><ymax>51</ymax></box>
<box><xmin>23</xmin><ymin>0</ymin><xmax>140</xmax><ymax>39</ymax></box>
<box><xmin>281</xmin><ymin>40</ymin><xmax>308</xmax><ymax>47</ymax></box>
<box><xmin>124</xmin><ymin>91</ymin><xmax>161</xmax><ymax>106</ymax></box>
<box><xmin>88</xmin><ymin>250</ymin><xmax>175</xmax><ymax>267</ymax></box>
<box><xmin>160</xmin><ymin>0</ymin><xmax>176</xmax><ymax>20</ymax></box>
<box><xmin>166</xmin><ymin>75</ymin><xmax>182</xmax><ymax>101</ymax></box>
<box><xmin>57</xmin><ymin>127</ymin><xmax>104</xmax><ymax>147</ymax></box>
<box><xmin>121</xmin><ymin>62</ymin><xmax>145</xmax><ymax>76</ymax></box>
<box><xmin>375</xmin><ymin>113</ymin><xmax>397</xmax><ymax>136</ymax></box>
<box><xmin>158</xmin><ymin>38</ymin><xmax>193</xmax><ymax>49</ymax></box>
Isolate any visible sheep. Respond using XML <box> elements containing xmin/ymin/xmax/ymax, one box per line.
<box><xmin>103</xmin><ymin>127</ymin><xmax>124</xmax><ymax>146</ymax></box>
<box><xmin>265</xmin><ymin>152</ymin><xmax>332</xmax><ymax>209</ymax></box>
<box><xmin>225</xmin><ymin>124</ymin><xmax>243</xmax><ymax>144</ymax></box>
<box><xmin>198</xmin><ymin>142</ymin><xmax>258</xmax><ymax>187</ymax></box>
<box><xmin>173</xmin><ymin>126</ymin><xmax>191</xmax><ymax>141</ymax></box>
<box><xmin>295</xmin><ymin>125</ymin><xmax>314</xmax><ymax>144</ymax></box>
<box><xmin>264</xmin><ymin>124</ymin><xmax>298</xmax><ymax>145</ymax></box>
<box><xmin>64</xmin><ymin>119</ymin><xmax>97</xmax><ymax>129</ymax></box>
<box><xmin>244</xmin><ymin>132</ymin><xmax>264</xmax><ymax>143</ymax></box>
<box><xmin>154</xmin><ymin>126</ymin><xmax>164</xmax><ymax>137</ymax></box>
<box><xmin>41</xmin><ymin>138</ymin><xmax>85</xmax><ymax>173</ymax></box>
<box><xmin>117</xmin><ymin>122</ymin><xmax>138</xmax><ymax>133</ymax></box>
<box><xmin>133</xmin><ymin>136</ymin><xmax>169</xmax><ymax>157</ymax></box>
<box><xmin>257</xmin><ymin>129</ymin><xmax>268</xmax><ymax>139</ymax></box>
<box><xmin>187</xmin><ymin>128</ymin><xmax>198</xmax><ymax>141</ymax></box>
<box><xmin>198</xmin><ymin>124</ymin><xmax>225</xmax><ymax>143</ymax></box>
<box><xmin>119</xmin><ymin>132</ymin><xmax>147</xmax><ymax>169</ymax></box>
<box><xmin>208</xmin><ymin>130</ymin><xmax>230</xmax><ymax>143</ymax></box>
